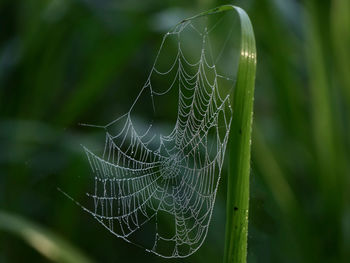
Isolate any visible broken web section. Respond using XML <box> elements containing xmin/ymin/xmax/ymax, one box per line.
<box><xmin>77</xmin><ymin>12</ymin><xmax>238</xmax><ymax>258</ymax></box>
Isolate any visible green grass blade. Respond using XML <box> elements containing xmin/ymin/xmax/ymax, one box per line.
<box><xmin>184</xmin><ymin>6</ymin><xmax>257</xmax><ymax>262</ymax></box>
<box><xmin>150</xmin><ymin>5</ymin><xmax>256</xmax><ymax>261</ymax></box>
<box><xmin>330</xmin><ymin>0</ymin><xmax>350</xmax><ymax>260</ymax></box>
<box><xmin>0</xmin><ymin>210</ymin><xmax>94</xmax><ymax>263</ymax></box>
<box><xmin>305</xmin><ymin>0</ymin><xmax>343</xmax><ymax>212</ymax></box>
<box><xmin>331</xmin><ymin>0</ymin><xmax>350</xmax><ymax>107</ymax></box>
<box><xmin>222</xmin><ymin>6</ymin><xmax>256</xmax><ymax>263</ymax></box>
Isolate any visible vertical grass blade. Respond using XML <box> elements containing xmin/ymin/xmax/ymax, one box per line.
<box><xmin>167</xmin><ymin>5</ymin><xmax>256</xmax><ymax>262</ymax></box>
<box><xmin>331</xmin><ymin>1</ymin><xmax>350</xmax><ymax>259</ymax></box>
<box><xmin>222</xmin><ymin>6</ymin><xmax>256</xmax><ymax>263</ymax></box>
<box><xmin>331</xmin><ymin>0</ymin><xmax>350</xmax><ymax>107</ymax></box>
<box><xmin>305</xmin><ymin>0</ymin><xmax>344</xmax><ymax>213</ymax></box>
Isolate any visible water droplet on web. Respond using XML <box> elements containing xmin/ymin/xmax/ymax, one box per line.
<box><xmin>74</xmin><ymin>15</ymin><xmax>234</xmax><ymax>258</ymax></box>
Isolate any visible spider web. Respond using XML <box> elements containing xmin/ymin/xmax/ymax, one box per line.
<box><xmin>68</xmin><ymin>14</ymin><xmax>236</xmax><ymax>258</ymax></box>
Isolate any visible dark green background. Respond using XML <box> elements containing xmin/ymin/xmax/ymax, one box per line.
<box><xmin>1</xmin><ymin>0</ymin><xmax>349</xmax><ymax>262</ymax></box>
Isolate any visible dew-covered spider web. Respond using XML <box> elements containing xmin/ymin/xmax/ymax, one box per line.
<box><xmin>64</xmin><ymin>12</ymin><xmax>239</xmax><ymax>258</ymax></box>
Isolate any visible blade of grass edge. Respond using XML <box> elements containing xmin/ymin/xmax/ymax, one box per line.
<box><xmin>223</xmin><ymin>6</ymin><xmax>256</xmax><ymax>263</ymax></box>
<box><xmin>0</xmin><ymin>210</ymin><xmax>94</xmax><ymax>263</ymax></box>
<box><xmin>331</xmin><ymin>0</ymin><xmax>350</xmax><ymax>260</ymax></box>
<box><xmin>180</xmin><ymin>5</ymin><xmax>256</xmax><ymax>262</ymax></box>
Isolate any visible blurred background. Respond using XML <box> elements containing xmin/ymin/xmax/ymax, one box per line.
<box><xmin>0</xmin><ymin>0</ymin><xmax>349</xmax><ymax>262</ymax></box>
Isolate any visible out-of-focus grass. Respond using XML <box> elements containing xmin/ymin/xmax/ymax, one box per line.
<box><xmin>0</xmin><ymin>0</ymin><xmax>349</xmax><ymax>262</ymax></box>
<box><xmin>0</xmin><ymin>210</ymin><xmax>93</xmax><ymax>263</ymax></box>
<box><xmin>249</xmin><ymin>0</ymin><xmax>350</xmax><ymax>262</ymax></box>
<box><xmin>331</xmin><ymin>0</ymin><xmax>350</xmax><ymax>108</ymax></box>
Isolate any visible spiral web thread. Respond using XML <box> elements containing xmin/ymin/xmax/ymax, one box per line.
<box><xmin>72</xmin><ymin>17</ymin><xmax>234</xmax><ymax>258</ymax></box>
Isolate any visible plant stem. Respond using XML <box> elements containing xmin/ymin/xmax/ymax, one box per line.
<box><xmin>154</xmin><ymin>5</ymin><xmax>256</xmax><ymax>262</ymax></box>
<box><xmin>222</xmin><ymin>6</ymin><xmax>257</xmax><ymax>263</ymax></box>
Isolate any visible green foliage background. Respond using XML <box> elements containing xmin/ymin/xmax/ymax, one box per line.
<box><xmin>0</xmin><ymin>0</ymin><xmax>349</xmax><ymax>262</ymax></box>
